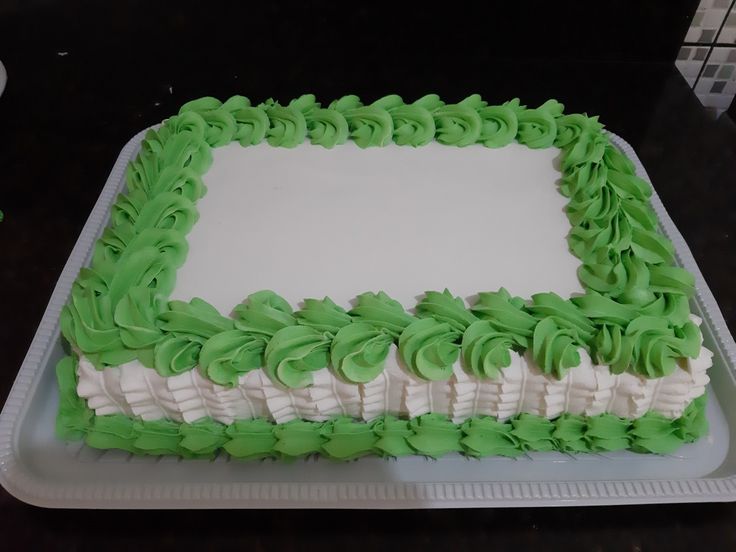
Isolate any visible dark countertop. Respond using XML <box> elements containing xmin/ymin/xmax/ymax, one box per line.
<box><xmin>1</xmin><ymin>2</ymin><xmax>736</xmax><ymax>549</ymax></box>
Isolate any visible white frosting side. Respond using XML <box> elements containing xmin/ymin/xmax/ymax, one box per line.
<box><xmin>77</xmin><ymin>343</ymin><xmax>712</xmax><ymax>424</ymax></box>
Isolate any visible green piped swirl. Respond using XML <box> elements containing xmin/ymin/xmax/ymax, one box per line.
<box><xmin>56</xmin><ymin>356</ymin><xmax>709</xmax><ymax>459</ymax></box>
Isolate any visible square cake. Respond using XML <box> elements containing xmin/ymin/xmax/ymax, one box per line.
<box><xmin>55</xmin><ymin>94</ymin><xmax>711</xmax><ymax>460</ymax></box>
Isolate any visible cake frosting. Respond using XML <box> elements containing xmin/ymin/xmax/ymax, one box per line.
<box><xmin>56</xmin><ymin>93</ymin><xmax>712</xmax><ymax>459</ymax></box>
<box><xmin>75</xmin><ymin>323</ymin><xmax>711</xmax><ymax>425</ymax></box>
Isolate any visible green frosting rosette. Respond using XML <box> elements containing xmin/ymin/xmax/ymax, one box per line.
<box><xmin>178</xmin><ymin>418</ymin><xmax>228</xmax><ymax>458</ymax></box>
<box><xmin>288</xmin><ymin>94</ymin><xmax>350</xmax><ymax>149</ymax></box>
<box><xmin>407</xmin><ymin>414</ymin><xmax>464</xmax><ymax>458</ymax></box>
<box><xmin>461</xmin><ymin>417</ymin><xmax>522</xmax><ymax>457</ymax></box>
<box><xmin>528</xmin><ymin>292</ymin><xmax>596</xmax><ymax>342</ymax></box>
<box><xmin>416</xmin><ymin>289</ymin><xmax>478</xmax><ymax>332</ymax></box>
<box><xmin>625</xmin><ymin>316</ymin><xmax>700</xmax><ymax>378</ymax></box>
<box><xmin>321</xmin><ymin>416</ymin><xmax>378</xmax><ymax>460</ymax></box>
<box><xmin>330</xmin><ymin>322</ymin><xmax>393</xmax><ymax>384</ymax></box>
<box><xmin>232</xmin><ymin>105</ymin><xmax>269</xmax><ymax>146</ymax></box>
<box><xmin>585</xmin><ymin>413</ymin><xmax>631</xmax><ymax>451</ymax></box>
<box><xmin>295</xmin><ymin>297</ymin><xmax>352</xmax><ymax>335</ymax></box>
<box><xmin>433</xmin><ymin>94</ymin><xmax>485</xmax><ymax>147</ymax></box>
<box><xmin>478</xmin><ymin>103</ymin><xmax>519</xmax><ymax>148</ymax></box>
<box><xmin>531</xmin><ymin>318</ymin><xmax>585</xmax><ymax>379</ymax></box>
<box><xmin>233</xmin><ymin>290</ymin><xmax>297</xmax><ymax>337</ymax></box>
<box><xmin>389</xmin><ymin>95</ymin><xmax>437</xmax><ymax>146</ymax></box>
<box><xmin>264</xmin><ymin>325</ymin><xmax>331</xmax><ymax>388</ymax></box>
<box><xmin>329</xmin><ymin>95</ymin><xmax>394</xmax><ymax>148</ymax></box>
<box><xmin>371</xmin><ymin>416</ymin><xmax>414</xmax><ymax>457</ymax></box>
<box><xmin>398</xmin><ymin>318</ymin><xmax>461</xmax><ymax>380</ymax></box>
<box><xmin>113</xmin><ymin>286</ymin><xmax>166</xmax><ymax>368</ymax></box>
<box><xmin>592</xmin><ymin>324</ymin><xmax>634</xmax><ymax>374</ymax></box>
<box><xmin>224</xmin><ymin>419</ymin><xmax>278</xmax><ymax>460</ymax></box>
<box><xmin>510</xmin><ymin>413</ymin><xmax>557</xmax><ymax>452</ymax></box>
<box><xmin>154</xmin><ymin>297</ymin><xmax>234</xmax><ymax>377</ymax></box>
<box><xmin>198</xmin><ymin>329</ymin><xmax>266</xmax><ymax>387</ymax></box>
<box><xmin>260</xmin><ymin>99</ymin><xmax>307</xmax><ymax>148</ymax></box>
<box><xmin>85</xmin><ymin>415</ymin><xmax>139</xmax><ymax>453</ymax></box>
<box><xmin>551</xmin><ymin>413</ymin><xmax>589</xmax><ymax>453</ymax></box>
<box><xmin>273</xmin><ymin>419</ymin><xmax>326</xmax><ymax>460</ymax></box>
<box><xmin>461</xmin><ymin>320</ymin><xmax>524</xmax><ymax>379</ymax></box>
<box><xmin>515</xmin><ymin>99</ymin><xmax>563</xmax><ymax>149</ymax></box>
<box><xmin>348</xmin><ymin>291</ymin><xmax>416</xmax><ymax>338</ymax></box>
<box><xmin>470</xmin><ymin>288</ymin><xmax>537</xmax><ymax>348</ymax></box>
<box><xmin>132</xmin><ymin>419</ymin><xmax>188</xmax><ymax>457</ymax></box>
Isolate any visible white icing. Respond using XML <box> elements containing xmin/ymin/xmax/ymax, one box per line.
<box><xmin>171</xmin><ymin>142</ymin><xmax>582</xmax><ymax>313</ymax></box>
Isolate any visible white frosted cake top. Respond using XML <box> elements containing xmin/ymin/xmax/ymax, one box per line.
<box><xmin>172</xmin><ymin>141</ymin><xmax>583</xmax><ymax>313</ymax></box>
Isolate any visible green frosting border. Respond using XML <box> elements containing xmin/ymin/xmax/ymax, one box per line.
<box><xmin>60</xmin><ymin>93</ymin><xmax>702</xmax><ymax>388</ymax></box>
<box><xmin>56</xmin><ymin>355</ymin><xmax>708</xmax><ymax>459</ymax></box>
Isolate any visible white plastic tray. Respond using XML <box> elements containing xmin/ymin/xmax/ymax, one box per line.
<box><xmin>1</xmin><ymin>129</ymin><xmax>736</xmax><ymax>508</ymax></box>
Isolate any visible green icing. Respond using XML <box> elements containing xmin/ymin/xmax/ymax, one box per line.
<box><xmin>198</xmin><ymin>329</ymin><xmax>266</xmax><ymax>386</ymax></box>
<box><xmin>532</xmin><ymin>317</ymin><xmax>585</xmax><ymax>379</ymax></box>
<box><xmin>349</xmin><ymin>291</ymin><xmax>416</xmax><ymax>339</ymax></box>
<box><xmin>85</xmin><ymin>414</ymin><xmax>139</xmax><ymax>453</ymax></box>
<box><xmin>261</xmin><ymin>99</ymin><xmax>307</xmax><ymax>148</ymax></box>
<box><xmin>232</xmin><ymin>107</ymin><xmax>269</xmax><ymax>146</ymax></box>
<box><xmin>321</xmin><ymin>417</ymin><xmax>379</xmax><ymax>460</ymax></box>
<box><xmin>57</xmin><ymin>355</ymin><xmax>709</xmax><ymax>459</ymax></box>
<box><xmin>133</xmin><ymin>419</ymin><xmax>188</xmax><ymax>456</ymax></box>
<box><xmin>330</xmin><ymin>95</ymin><xmax>394</xmax><ymax>148</ymax></box>
<box><xmin>478</xmin><ymin>104</ymin><xmax>518</xmax><ymax>148</ymax></box>
<box><xmin>371</xmin><ymin>416</ymin><xmax>414</xmax><ymax>457</ymax></box>
<box><xmin>264</xmin><ymin>326</ymin><xmax>331</xmax><ymax>388</ymax></box>
<box><xmin>223</xmin><ymin>419</ymin><xmax>278</xmax><ymax>460</ymax></box>
<box><xmin>461</xmin><ymin>417</ymin><xmax>522</xmax><ymax>457</ymax></box>
<box><xmin>233</xmin><ymin>290</ymin><xmax>296</xmax><ymax>337</ymax></box>
<box><xmin>158</xmin><ymin>297</ymin><xmax>233</xmax><ymax>338</ymax></box>
<box><xmin>55</xmin><ymin>356</ymin><xmax>92</xmax><ymax>440</ymax></box>
<box><xmin>625</xmin><ymin>316</ymin><xmax>700</xmax><ymax>378</ymax></box>
<box><xmin>433</xmin><ymin>94</ymin><xmax>484</xmax><ymax>146</ymax></box>
<box><xmin>511</xmin><ymin>413</ymin><xmax>557</xmax><ymax>452</ymax></box>
<box><xmin>470</xmin><ymin>288</ymin><xmax>537</xmax><ymax>348</ymax></box>
<box><xmin>113</xmin><ymin>287</ymin><xmax>164</xmax><ymax>368</ymax></box>
<box><xmin>178</xmin><ymin>418</ymin><xmax>228</xmax><ymax>458</ymax></box>
<box><xmin>154</xmin><ymin>297</ymin><xmax>234</xmax><ymax>377</ymax></box>
<box><xmin>586</xmin><ymin>413</ymin><xmax>630</xmax><ymax>451</ymax></box>
<box><xmin>516</xmin><ymin>99</ymin><xmax>563</xmax><ymax>149</ymax></box>
<box><xmin>552</xmin><ymin>413</ymin><xmax>589</xmax><ymax>453</ymax></box>
<box><xmin>331</xmin><ymin>322</ymin><xmax>393</xmax><ymax>384</ymax></box>
<box><xmin>390</xmin><ymin>99</ymin><xmax>436</xmax><ymax>146</ymax></box>
<box><xmin>592</xmin><ymin>324</ymin><xmax>634</xmax><ymax>374</ymax></box>
<box><xmin>528</xmin><ymin>292</ymin><xmax>596</xmax><ymax>342</ymax></box>
<box><xmin>462</xmin><ymin>320</ymin><xmax>522</xmax><ymax>379</ymax></box>
<box><xmin>407</xmin><ymin>414</ymin><xmax>464</xmax><ymax>458</ymax></box>
<box><xmin>416</xmin><ymin>289</ymin><xmax>478</xmax><ymax>332</ymax></box>
<box><xmin>399</xmin><ymin>318</ymin><xmax>461</xmax><ymax>381</ymax></box>
<box><xmin>154</xmin><ymin>336</ymin><xmax>202</xmax><ymax>376</ymax></box>
<box><xmin>295</xmin><ymin>297</ymin><xmax>352</xmax><ymax>335</ymax></box>
<box><xmin>273</xmin><ymin>419</ymin><xmax>325</xmax><ymax>459</ymax></box>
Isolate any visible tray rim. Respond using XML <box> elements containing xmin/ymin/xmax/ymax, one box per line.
<box><xmin>1</xmin><ymin>128</ymin><xmax>736</xmax><ymax>509</ymax></box>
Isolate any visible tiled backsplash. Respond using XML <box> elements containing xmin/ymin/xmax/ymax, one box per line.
<box><xmin>676</xmin><ymin>0</ymin><xmax>736</xmax><ymax>114</ymax></box>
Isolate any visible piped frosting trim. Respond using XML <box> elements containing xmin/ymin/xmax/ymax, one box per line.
<box><xmin>57</xmin><ymin>355</ymin><xmax>709</xmax><ymax>460</ymax></box>
<box><xmin>60</xmin><ymin>94</ymin><xmax>705</xmax><ymax>388</ymax></box>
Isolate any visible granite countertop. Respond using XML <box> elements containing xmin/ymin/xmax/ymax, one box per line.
<box><xmin>1</xmin><ymin>2</ymin><xmax>735</xmax><ymax>549</ymax></box>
